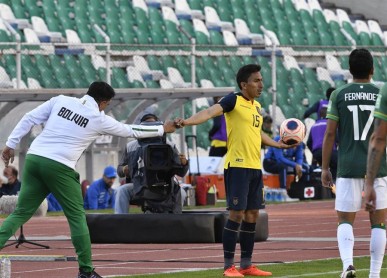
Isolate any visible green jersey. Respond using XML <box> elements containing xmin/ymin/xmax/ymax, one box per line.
<box><xmin>327</xmin><ymin>82</ymin><xmax>387</xmax><ymax>178</ymax></box>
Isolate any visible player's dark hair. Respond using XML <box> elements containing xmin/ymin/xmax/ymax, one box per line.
<box><xmin>236</xmin><ymin>64</ymin><xmax>261</xmax><ymax>90</ymax></box>
<box><xmin>86</xmin><ymin>81</ymin><xmax>115</xmax><ymax>103</ymax></box>
<box><xmin>325</xmin><ymin>87</ymin><xmax>335</xmax><ymax>99</ymax></box>
<box><xmin>349</xmin><ymin>48</ymin><xmax>373</xmax><ymax>79</ymax></box>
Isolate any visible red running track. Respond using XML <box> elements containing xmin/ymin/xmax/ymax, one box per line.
<box><xmin>0</xmin><ymin>200</ymin><xmax>375</xmax><ymax>277</ymax></box>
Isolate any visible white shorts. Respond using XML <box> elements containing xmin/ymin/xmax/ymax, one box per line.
<box><xmin>335</xmin><ymin>177</ymin><xmax>387</xmax><ymax>212</ymax></box>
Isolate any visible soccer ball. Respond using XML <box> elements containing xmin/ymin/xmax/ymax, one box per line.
<box><xmin>279</xmin><ymin>118</ymin><xmax>306</xmax><ymax>145</ymax></box>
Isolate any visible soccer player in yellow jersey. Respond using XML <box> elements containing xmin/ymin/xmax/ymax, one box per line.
<box><xmin>175</xmin><ymin>64</ymin><xmax>295</xmax><ymax>277</ymax></box>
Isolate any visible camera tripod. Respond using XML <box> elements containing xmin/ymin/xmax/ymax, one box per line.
<box><xmin>4</xmin><ymin>225</ymin><xmax>49</xmax><ymax>249</ymax></box>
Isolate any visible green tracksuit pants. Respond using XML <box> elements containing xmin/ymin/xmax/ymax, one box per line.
<box><xmin>0</xmin><ymin>154</ymin><xmax>93</xmax><ymax>272</ymax></box>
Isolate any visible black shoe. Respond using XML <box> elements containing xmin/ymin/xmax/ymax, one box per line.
<box><xmin>77</xmin><ymin>268</ymin><xmax>103</xmax><ymax>278</ymax></box>
<box><xmin>341</xmin><ymin>265</ymin><xmax>356</xmax><ymax>278</ymax></box>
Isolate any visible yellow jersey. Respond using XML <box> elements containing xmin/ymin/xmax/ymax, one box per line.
<box><xmin>220</xmin><ymin>92</ymin><xmax>263</xmax><ymax>169</ymax></box>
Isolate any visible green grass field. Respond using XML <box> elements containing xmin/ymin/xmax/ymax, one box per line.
<box><xmin>111</xmin><ymin>256</ymin><xmax>387</xmax><ymax>278</ymax></box>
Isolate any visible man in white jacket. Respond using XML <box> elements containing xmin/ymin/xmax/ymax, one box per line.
<box><xmin>0</xmin><ymin>81</ymin><xmax>176</xmax><ymax>278</ymax></box>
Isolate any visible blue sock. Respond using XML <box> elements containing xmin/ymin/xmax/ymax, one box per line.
<box><xmin>223</xmin><ymin>219</ymin><xmax>240</xmax><ymax>269</ymax></box>
<box><xmin>240</xmin><ymin>221</ymin><xmax>256</xmax><ymax>269</ymax></box>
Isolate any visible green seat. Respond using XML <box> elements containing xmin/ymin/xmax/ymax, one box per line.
<box><xmin>179</xmin><ymin>19</ymin><xmax>195</xmax><ymax>38</ymax></box>
<box><xmin>145</xmin><ymin>80</ymin><xmax>160</xmax><ymax>88</ymax></box>
<box><xmin>24</xmin><ymin>0</ymin><xmax>43</xmax><ymax>17</ymax></box>
<box><xmin>149</xmin><ymin>22</ymin><xmax>167</xmax><ymax>44</ymax></box>
<box><xmin>49</xmin><ymin>55</ymin><xmax>75</xmax><ymax>88</ymax></box>
<box><xmin>135</xmin><ymin>28</ymin><xmax>151</xmax><ymax>44</ymax></box>
<box><xmin>341</xmin><ymin>21</ymin><xmax>359</xmax><ymax>44</ymax></box>
<box><xmin>201</xmin><ymin>56</ymin><xmax>216</xmax><ymax>71</ymax></box>
<box><xmin>209</xmin><ymin>30</ymin><xmax>224</xmax><ymax>46</ymax></box>
<box><xmin>203</xmin><ymin>0</ymin><xmax>216</xmax><ymax>8</ymax></box>
<box><xmin>303</xmin><ymin>68</ymin><xmax>322</xmax><ymax>94</ymax></box>
<box><xmin>165</xmin><ymin>21</ymin><xmax>182</xmax><ymax>44</ymax></box>
<box><xmin>277</xmin><ymin>28</ymin><xmax>292</xmax><ymax>45</ymax></box>
<box><xmin>339</xmin><ymin>56</ymin><xmax>349</xmax><ymax>70</ymax></box>
<box><xmin>229</xmin><ymin>56</ymin><xmax>242</xmax><ymax>73</ymax></box>
<box><xmin>64</xmin><ymin>55</ymin><xmax>89</xmax><ymax>88</ymax></box>
<box><xmin>259</xmin><ymin>90</ymin><xmax>272</xmax><ymax>110</ymax></box>
<box><xmin>45</xmin><ymin>16</ymin><xmax>62</xmax><ymax>33</ymax></box>
<box><xmin>147</xmin><ymin>55</ymin><xmax>162</xmax><ymax>71</ymax></box>
<box><xmin>373</xmin><ymin>57</ymin><xmax>385</xmax><ymax>81</ymax></box>
<box><xmin>305</xmin><ymin>30</ymin><xmax>320</xmax><ymax>46</ymax></box>
<box><xmin>121</xmin><ymin>27</ymin><xmax>137</xmax><ymax>44</ymax></box>
<box><xmin>0</xmin><ymin>30</ymin><xmax>11</xmax><ymax>43</ymax></box>
<box><xmin>208</xmin><ymin>67</ymin><xmax>223</xmax><ymax>83</ymax></box>
<box><xmin>358</xmin><ymin>32</ymin><xmax>371</xmax><ymax>46</ymax></box>
<box><xmin>12</xmin><ymin>4</ymin><xmax>28</xmax><ymax>19</ymax></box>
<box><xmin>160</xmin><ymin>56</ymin><xmax>176</xmax><ymax>75</ymax></box>
<box><xmin>196</xmin><ymin>65</ymin><xmax>210</xmax><ymax>82</ymax></box>
<box><xmin>216</xmin><ymin>56</ymin><xmax>230</xmax><ymax>69</ymax></box>
<box><xmin>130</xmin><ymin>80</ymin><xmax>145</xmax><ymax>88</ymax></box>
<box><xmin>281</xmin><ymin>104</ymin><xmax>297</xmax><ymax>119</ymax></box>
<box><xmin>89</xmin><ymin>13</ymin><xmax>104</xmax><ymax>28</ymax></box>
<box><xmin>381</xmin><ymin>56</ymin><xmax>387</xmax><ymax>77</ymax></box>
<box><xmin>21</xmin><ymin>55</ymin><xmax>40</xmax><ymax>80</ymax></box>
<box><xmin>195</xmin><ymin>31</ymin><xmax>210</xmax><ymax>45</ymax></box>
<box><xmin>189</xmin><ymin>0</ymin><xmax>203</xmax><ymax>10</ymax></box>
<box><xmin>222</xmin><ymin>67</ymin><xmax>235</xmax><ymax>86</ymax></box>
<box><xmin>329</xmin><ymin>21</ymin><xmax>349</xmax><ymax>46</ymax></box>
<box><xmin>371</xmin><ymin>33</ymin><xmax>385</xmax><ymax>47</ymax></box>
<box><xmin>242</xmin><ymin>56</ymin><xmax>255</xmax><ymax>65</ymax></box>
<box><xmin>260</xmin><ymin>67</ymin><xmax>272</xmax><ymax>88</ymax></box>
<box><xmin>291</xmin><ymin>29</ymin><xmax>307</xmax><ymax>45</ymax></box>
<box><xmin>112</xmin><ymin>67</ymin><xmax>130</xmax><ymax>88</ymax></box>
<box><xmin>79</xmin><ymin>55</ymin><xmax>99</xmax><ymax>84</ymax></box>
<box><xmin>120</xmin><ymin>8</ymin><xmax>136</xmax><ymax>26</ymax></box>
<box><xmin>133</xmin><ymin>6</ymin><xmax>149</xmax><ymax>29</ymax></box>
<box><xmin>175</xmin><ymin>58</ymin><xmax>191</xmax><ymax>81</ymax></box>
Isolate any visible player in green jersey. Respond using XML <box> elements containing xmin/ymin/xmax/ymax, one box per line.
<box><xmin>365</xmin><ymin>82</ymin><xmax>387</xmax><ymax>278</ymax></box>
<box><xmin>322</xmin><ymin>49</ymin><xmax>387</xmax><ymax>278</ymax></box>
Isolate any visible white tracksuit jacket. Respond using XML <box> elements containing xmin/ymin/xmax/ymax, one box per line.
<box><xmin>6</xmin><ymin>94</ymin><xmax>164</xmax><ymax>169</ymax></box>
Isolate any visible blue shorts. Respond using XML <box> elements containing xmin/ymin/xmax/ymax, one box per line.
<box><xmin>224</xmin><ymin>167</ymin><xmax>265</xmax><ymax>210</ymax></box>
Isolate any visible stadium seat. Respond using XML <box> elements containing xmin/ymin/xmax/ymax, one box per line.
<box><xmin>368</xmin><ymin>20</ymin><xmax>386</xmax><ymax>47</ymax></box>
<box><xmin>193</xmin><ymin>18</ymin><xmax>210</xmax><ymax>44</ymax></box>
<box><xmin>162</xmin><ymin>7</ymin><xmax>185</xmax><ymax>44</ymax></box>
<box><xmin>0</xmin><ymin>3</ymin><xmax>29</xmax><ymax>29</ymax></box>
<box><xmin>233</xmin><ymin>18</ymin><xmax>264</xmax><ymax>45</ymax></box>
<box><xmin>79</xmin><ymin>54</ymin><xmax>99</xmax><ymax>84</ymax></box>
<box><xmin>200</xmin><ymin>79</ymin><xmax>215</xmax><ymax>88</ymax></box>
<box><xmin>0</xmin><ymin>66</ymin><xmax>12</xmax><ymax>88</ymax></box>
<box><xmin>112</xmin><ymin>67</ymin><xmax>131</xmax><ymax>88</ymax></box>
<box><xmin>323</xmin><ymin>9</ymin><xmax>350</xmax><ymax>47</ymax></box>
<box><xmin>263</xmin><ymin>29</ymin><xmax>280</xmax><ymax>47</ymax></box>
<box><xmin>336</xmin><ymin>9</ymin><xmax>359</xmax><ymax>45</ymax></box>
<box><xmin>325</xmin><ymin>54</ymin><xmax>351</xmax><ymax>80</ymax></box>
<box><xmin>174</xmin><ymin>0</ymin><xmax>204</xmax><ymax>20</ymax></box>
<box><xmin>167</xmin><ymin>67</ymin><xmax>191</xmax><ymax>88</ymax></box>
<box><xmin>160</xmin><ymin>78</ymin><xmax>174</xmax><ymax>89</ymax></box>
<box><xmin>316</xmin><ymin>67</ymin><xmax>335</xmax><ymax>84</ymax></box>
<box><xmin>133</xmin><ymin>55</ymin><xmax>164</xmax><ymax>81</ymax></box>
<box><xmin>222</xmin><ymin>30</ymin><xmax>238</xmax><ymax>46</ymax></box>
<box><xmin>355</xmin><ymin>20</ymin><xmax>372</xmax><ymax>46</ymax></box>
<box><xmin>126</xmin><ymin>66</ymin><xmax>146</xmax><ymax>87</ymax></box>
<box><xmin>204</xmin><ymin>6</ymin><xmax>234</xmax><ymax>32</ymax></box>
<box><xmin>11</xmin><ymin>3</ymin><xmax>29</xmax><ymax>21</ymax></box>
<box><xmin>31</xmin><ymin>16</ymin><xmax>63</xmax><ymax>42</ymax></box>
<box><xmin>27</xmin><ymin>77</ymin><xmax>42</xmax><ymax>89</ymax></box>
<box><xmin>65</xmin><ymin>29</ymin><xmax>85</xmax><ymax>48</ymax></box>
